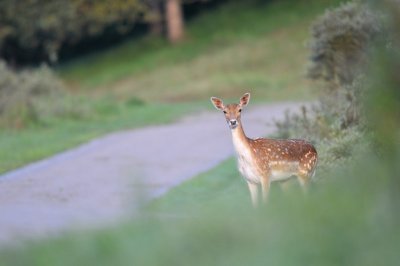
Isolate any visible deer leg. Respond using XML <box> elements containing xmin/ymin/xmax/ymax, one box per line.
<box><xmin>247</xmin><ymin>182</ymin><xmax>259</xmax><ymax>207</ymax></box>
<box><xmin>297</xmin><ymin>174</ymin><xmax>310</xmax><ymax>193</ymax></box>
<box><xmin>260</xmin><ymin>176</ymin><xmax>270</xmax><ymax>204</ymax></box>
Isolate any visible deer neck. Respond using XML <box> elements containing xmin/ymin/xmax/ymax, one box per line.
<box><xmin>231</xmin><ymin>122</ymin><xmax>251</xmax><ymax>157</ymax></box>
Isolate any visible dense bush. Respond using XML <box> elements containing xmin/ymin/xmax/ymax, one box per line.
<box><xmin>307</xmin><ymin>1</ymin><xmax>382</xmax><ymax>88</ymax></box>
<box><xmin>276</xmin><ymin>1</ymin><xmax>387</xmax><ymax>172</ymax></box>
<box><xmin>0</xmin><ymin>61</ymin><xmax>88</xmax><ymax>128</ymax></box>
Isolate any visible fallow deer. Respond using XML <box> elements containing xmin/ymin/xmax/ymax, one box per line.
<box><xmin>211</xmin><ymin>93</ymin><xmax>318</xmax><ymax>206</ymax></box>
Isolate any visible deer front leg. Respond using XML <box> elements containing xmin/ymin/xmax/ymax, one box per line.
<box><xmin>260</xmin><ymin>175</ymin><xmax>271</xmax><ymax>204</ymax></box>
<box><xmin>247</xmin><ymin>181</ymin><xmax>259</xmax><ymax>207</ymax></box>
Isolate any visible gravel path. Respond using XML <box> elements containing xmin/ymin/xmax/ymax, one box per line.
<box><xmin>0</xmin><ymin>102</ymin><xmax>302</xmax><ymax>246</ymax></box>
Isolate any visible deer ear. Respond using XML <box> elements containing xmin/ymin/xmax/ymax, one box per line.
<box><xmin>210</xmin><ymin>97</ymin><xmax>225</xmax><ymax>110</ymax></box>
<box><xmin>239</xmin><ymin>93</ymin><xmax>250</xmax><ymax>107</ymax></box>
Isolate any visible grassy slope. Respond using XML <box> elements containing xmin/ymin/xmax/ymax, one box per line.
<box><xmin>59</xmin><ymin>0</ymin><xmax>338</xmax><ymax>102</ymax></box>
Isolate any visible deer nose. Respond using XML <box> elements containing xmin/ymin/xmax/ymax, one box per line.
<box><xmin>229</xmin><ymin>119</ymin><xmax>237</xmax><ymax>126</ymax></box>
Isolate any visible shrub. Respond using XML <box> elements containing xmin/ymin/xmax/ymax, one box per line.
<box><xmin>307</xmin><ymin>1</ymin><xmax>382</xmax><ymax>88</ymax></box>
<box><xmin>275</xmin><ymin>81</ymin><xmax>370</xmax><ymax>174</ymax></box>
<box><xmin>276</xmin><ymin>1</ymin><xmax>386</xmax><ymax>172</ymax></box>
<box><xmin>0</xmin><ymin>61</ymin><xmax>88</xmax><ymax>128</ymax></box>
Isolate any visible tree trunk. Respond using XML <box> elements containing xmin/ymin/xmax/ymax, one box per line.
<box><xmin>149</xmin><ymin>0</ymin><xmax>163</xmax><ymax>37</ymax></box>
<box><xmin>165</xmin><ymin>0</ymin><xmax>184</xmax><ymax>44</ymax></box>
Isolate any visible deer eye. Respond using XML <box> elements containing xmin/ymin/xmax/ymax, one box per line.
<box><xmin>223</xmin><ymin>111</ymin><xmax>227</xmax><ymax>114</ymax></box>
<box><xmin>238</xmin><ymin>109</ymin><xmax>242</xmax><ymax>113</ymax></box>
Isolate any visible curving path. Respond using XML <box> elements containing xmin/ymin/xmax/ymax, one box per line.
<box><xmin>0</xmin><ymin>102</ymin><xmax>303</xmax><ymax>246</ymax></box>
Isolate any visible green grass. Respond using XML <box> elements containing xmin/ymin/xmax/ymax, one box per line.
<box><xmin>148</xmin><ymin>157</ymin><xmax>308</xmax><ymax>212</ymax></box>
<box><xmin>150</xmin><ymin>158</ymin><xmax>249</xmax><ymax>211</ymax></box>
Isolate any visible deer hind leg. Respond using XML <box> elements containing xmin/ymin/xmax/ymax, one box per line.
<box><xmin>298</xmin><ymin>153</ymin><xmax>317</xmax><ymax>193</ymax></box>
<box><xmin>297</xmin><ymin>173</ymin><xmax>310</xmax><ymax>193</ymax></box>
<box><xmin>247</xmin><ymin>182</ymin><xmax>259</xmax><ymax>207</ymax></box>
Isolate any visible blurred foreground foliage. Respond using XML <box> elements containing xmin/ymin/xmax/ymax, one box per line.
<box><xmin>1</xmin><ymin>169</ymin><xmax>398</xmax><ymax>266</ymax></box>
<box><xmin>366</xmin><ymin>0</ymin><xmax>400</xmax><ymax>206</ymax></box>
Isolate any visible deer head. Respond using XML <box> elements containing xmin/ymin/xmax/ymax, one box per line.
<box><xmin>211</xmin><ymin>93</ymin><xmax>250</xmax><ymax>129</ymax></box>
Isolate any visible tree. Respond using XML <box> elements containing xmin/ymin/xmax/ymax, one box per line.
<box><xmin>0</xmin><ymin>0</ymin><xmax>146</xmax><ymax>64</ymax></box>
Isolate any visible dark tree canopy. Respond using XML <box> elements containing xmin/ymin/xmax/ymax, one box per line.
<box><xmin>0</xmin><ymin>0</ymin><xmax>149</xmax><ymax>63</ymax></box>
<box><xmin>0</xmin><ymin>0</ymin><xmax>216</xmax><ymax>65</ymax></box>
